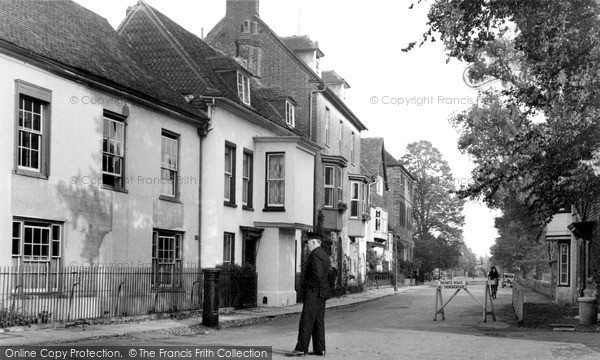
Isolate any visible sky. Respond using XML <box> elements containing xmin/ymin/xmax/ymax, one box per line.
<box><xmin>75</xmin><ymin>0</ymin><xmax>500</xmax><ymax>257</ymax></box>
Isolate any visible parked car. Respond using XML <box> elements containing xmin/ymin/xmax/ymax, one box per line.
<box><xmin>502</xmin><ymin>273</ymin><xmax>515</xmax><ymax>288</ymax></box>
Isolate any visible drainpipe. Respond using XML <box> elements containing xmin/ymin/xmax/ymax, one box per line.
<box><xmin>197</xmin><ymin>100</ymin><xmax>214</xmax><ymax>278</ymax></box>
<box><xmin>309</xmin><ymin>86</ymin><xmax>327</xmax><ymax>229</ymax></box>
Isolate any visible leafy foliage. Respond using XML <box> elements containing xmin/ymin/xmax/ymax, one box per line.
<box><xmin>407</xmin><ymin>1</ymin><xmax>600</xmax><ymax>294</ymax></box>
<box><xmin>414</xmin><ymin>234</ymin><xmax>462</xmax><ymax>275</ymax></box>
<box><xmin>489</xmin><ymin>192</ymin><xmax>548</xmax><ymax>278</ymax></box>
<box><xmin>401</xmin><ymin>141</ymin><xmax>465</xmax><ymax>241</ymax></box>
<box><xmin>401</xmin><ymin>141</ymin><xmax>465</xmax><ymax>276</ymax></box>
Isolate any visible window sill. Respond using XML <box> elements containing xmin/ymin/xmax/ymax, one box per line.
<box><xmin>159</xmin><ymin>195</ymin><xmax>181</xmax><ymax>204</ymax></box>
<box><xmin>224</xmin><ymin>201</ymin><xmax>237</xmax><ymax>208</ymax></box>
<box><xmin>263</xmin><ymin>207</ymin><xmax>285</xmax><ymax>212</ymax></box>
<box><xmin>242</xmin><ymin>205</ymin><xmax>254</xmax><ymax>211</ymax></box>
<box><xmin>102</xmin><ymin>185</ymin><xmax>128</xmax><ymax>194</ymax></box>
<box><xmin>13</xmin><ymin>169</ymin><xmax>48</xmax><ymax>180</ymax></box>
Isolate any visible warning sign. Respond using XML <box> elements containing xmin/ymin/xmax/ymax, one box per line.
<box><xmin>437</xmin><ymin>280</ymin><xmax>467</xmax><ymax>289</ymax></box>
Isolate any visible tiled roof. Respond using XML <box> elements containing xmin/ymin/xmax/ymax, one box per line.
<box><xmin>254</xmin><ymin>86</ymin><xmax>294</xmax><ymax>101</ymax></box>
<box><xmin>384</xmin><ymin>149</ymin><xmax>416</xmax><ymax>181</ymax></box>
<box><xmin>0</xmin><ymin>0</ymin><xmax>205</xmax><ymax>119</ymax></box>
<box><xmin>384</xmin><ymin>150</ymin><xmax>402</xmax><ymax>167</ymax></box>
<box><xmin>281</xmin><ymin>35</ymin><xmax>324</xmax><ymax>57</ymax></box>
<box><xmin>322</xmin><ymin>70</ymin><xmax>350</xmax><ymax>88</ymax></box>
<box><xmin>361</xmin><ymin>138</ymin><xmax>385</xmax><ymax>178</ymax></box>
<box><xmin>119</xmin><ymin>2</ymin><xmax>300</xmax><ymax>134</ymax></box>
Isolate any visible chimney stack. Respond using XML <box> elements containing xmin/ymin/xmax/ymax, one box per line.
<box><xmin>226</xmin><ymin>0</ymin><xmax>259</xmax><ymax>18</ymax></box>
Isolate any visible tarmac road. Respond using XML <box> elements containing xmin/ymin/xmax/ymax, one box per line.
<box><xmin>62</xmin><ymin>282</ymin><xmax>600</xmax><ymax>359</ymax></box>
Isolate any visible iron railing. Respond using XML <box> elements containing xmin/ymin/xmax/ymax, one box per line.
<box><xmin>0</xmin><ymin>266</ymin><xmax>202</xmax><ymax>324</ymax></box>
<box><xmin>365</xmin><ymin>272</ymin><xmax>393</xmax><ymax>288</ymax></box>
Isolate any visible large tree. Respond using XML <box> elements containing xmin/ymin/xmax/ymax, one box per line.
<box><xmin>402</xmin><ymin>141</ymin><xmax>465</xmax><ymax>276</ymax></box>
<box><xmin>407</xmin><ymin>0</ymin><xmax>600</xmax><ymax>294</ymax></box>
<box><xmin>402</xmin><ymin>141</ymin><xmax>465</xmax><ymax>241</ymax></box>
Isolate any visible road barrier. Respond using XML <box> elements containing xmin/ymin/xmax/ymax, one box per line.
<box><xmin>433</xmin><ymin>279</ymin><xmax>496</xmax><ymax>322</ymax></box>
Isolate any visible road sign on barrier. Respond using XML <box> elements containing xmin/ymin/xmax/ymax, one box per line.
<box><xmin>434</xmin><ymin>279</ymin><xmax>496</xmax><ymax>322</ymax></box>
<box><xmin>437</xmin><ymin>280</ymin><xmax>466</xmax><ymax>289</ymax></box>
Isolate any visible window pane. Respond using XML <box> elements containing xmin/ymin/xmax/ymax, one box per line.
<box><xmin>268</xmin><ymin>155</ymin><xmax>284</xmax><ymax>179</ymax></box>
<box><xmin>351</xmin><ymin>201</ymin><xmax>359</xmax><ymax>217</ymax></box>
<box><xmin>13</xmin><ymin>222</ymin><xmax>20</xmax><ymax>238</ymax></box>
<box><xmin>325</xmin><ymin>188</ymin><xmax>333</xmax><ymax>207</ymax></box>
<box><xmin>23</xmin><ymin>97</ymin><xmax>32</xmax><ymax>111</ymax></box>
<box><xmin>225</xmin><ymin>147</ymin><xmax>232</xmax><ymax>173</ymax></box>
<box><xmin>30</xmin><ymin>150</ymin><xmax>39</xmax><ymax>169</ymax></box>
<box><xmin>325</xmin><ymin>167</ymin><xmax>333</xmax><ymax>186</ymax></box>
<box><xmin>41</xmin><ymin>229</ymin><xmax>49</xmax><ymax>244</ymax></box>
<box><xmin>33</xmin><ymin>114</ymin><xmax>41</xmax><ymax>132</ymax></box>
<box><xmin>23</xmin><ymin>111</ymin><xmax>33</xmax><ymax>130</ymax></box>
<box><xmin>31</xmin><ymin>133</ymin><xmax>40</xmax><ymax>150</ymax></box>
<box><xmin>351</xmin><ymin>183</ymin><xmax>359</xmax><ymax>200</ymax></box>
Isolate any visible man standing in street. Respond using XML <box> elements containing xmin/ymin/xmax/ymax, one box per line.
<box><xmin>290</xmin><ymin>232</ymin><xmax>331</xmax><ymax>357</ymax></box>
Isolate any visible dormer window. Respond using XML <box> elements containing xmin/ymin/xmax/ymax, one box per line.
<box><xmin>237</xmin><ymin>71</ymin><xmax>251</xmax><ymax>105</ymax></box>
<box><xmin>285</xmin><ymin>100</ymin><xmax>295</xmax><ymax>127</ymax></box>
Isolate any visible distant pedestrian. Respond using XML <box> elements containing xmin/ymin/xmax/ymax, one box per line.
<box><xmin>289</xmin><ymin>232</ymin><xmax>330</xmax><ymax>357</ymax></box>
<box><xmin>488</xmin><ymin>266</ymin><xmax>499</xmax><ymax>299</ymax></box>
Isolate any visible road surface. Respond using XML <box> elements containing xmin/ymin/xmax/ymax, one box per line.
<box><xmin>65</xmin><ymin>282</ymin><xmax>600</xmax><ymax>359</ymax></box>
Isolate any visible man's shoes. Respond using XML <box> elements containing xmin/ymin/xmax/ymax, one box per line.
<box><xmin>313</xmin><ymin>350</ymin><xmax>326</xmax><ymax>356</ymax></box>
<box><xmin>288</xmin><ymin>350</ymin><xmax>306</xmax><ymax>357</ymax></box>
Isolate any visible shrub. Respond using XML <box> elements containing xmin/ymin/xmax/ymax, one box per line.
<box><xmin>0</xmin><ymin>308</ymin><xmax>41</xmax><ymax>328</ymax></box>
<box><xmin>216</xmin><ymin>263</ymin><xmax>257</xmax><ymax>309</ymax></box>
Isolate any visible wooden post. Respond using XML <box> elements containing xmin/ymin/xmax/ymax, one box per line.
<box><xmin>433</xmin><ymin>287</ymin><xmax>446</xmax><ymax>321</ymax></box>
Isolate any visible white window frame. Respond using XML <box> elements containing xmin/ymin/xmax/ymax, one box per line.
<box><xmin>15</xmin><ymin>81</ymin><xmax>52</xmax><ymax>178</ymax></box>
<box><xmin>152</xmin><ymin>230</ymin><xmax>182</xmax><ymax>287</ymax></box>
<box><xmin>324</xmin><ymin>166</ymin><xmax>334</xmax><ymax>208</ymax></box>
<box><xmin>242</xmin><ymin>150</ymin><xmax>253</xmax><ymax>208</ymax></box>
<box><xmin>17</xmin><ymin>96</ymin><xmax>44</xmax><ymax>172</ymax></box>
<box><xmin>337</xmin><ymin>167</ymin><xmax>343</xmax><ymax>205</ymax></box>
<box><xmin>102</xmin><ymin>115</ymin><xmax>126</xmax><ymax>188</ymax></box>
<box><xmin>223</xmin><ymin>233</ymin><xmax>235</xmax><ymax>264</ymax></box>
<box><xmin>558</xmin><ymin>242</ymin><xmax>569</xmax><ymax>286</ymax></box>
<box><xmin>237</xmin><ymin>71</ymin><xmax>251</xmax><ymax>105</ymax></box>
<box><xmin>375</xmin><ymin>209</ymin><xmax>388</xmax><ymax>232</ymax></box>
<box><xmin>12</xmin><ymin>219</ymin><xmax>62</xmax><ymax>292</ymax></box>
<box><xmin>161</xmin><ymin>132</ymin><xmax>179</xmax><ymax>197</ymax></box>
<box><xmin>350</xmin><ymin>181</ymin><xmax>360</xmax><ymax>218</ymax></box>
<box><xmin>224</xmin><ymin>142</ymin><xmax>236</xmax><ymax>204</ymax></box>
<box><xmin>376</xmin><ymin>176</ymin><xmax>384</xmax><ymax>196</ymax></box>
<box><xmin>266</xmin><ymin>153</ymin><xmax>285</xmax><ymax>208</ymax></box>
<box><xmin>361</xmin><ymin>183</ymin><xmax>367</xmax><ymax>214</ymax></box>
<box><xmin>285</xmin><ymin>100</ymin><xmax>295</xmax><ymax>127</ymax></box>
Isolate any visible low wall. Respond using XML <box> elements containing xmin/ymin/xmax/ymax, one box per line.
<box><xmin>516</xmin><ymin>277</ymin><xmax>555</xmax><ymax>300</ymax></box>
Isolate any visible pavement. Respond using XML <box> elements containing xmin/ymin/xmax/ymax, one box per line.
<box><xmin>0</xmin><ymin>285</ymin><xmax>410</xmax><ymax>346</ymax></box>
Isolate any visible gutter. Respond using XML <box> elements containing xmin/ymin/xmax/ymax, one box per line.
<box><xmin>198</xmin><ymin>96</ymin><xmax>297</xmax><ymax>137</ymax></box>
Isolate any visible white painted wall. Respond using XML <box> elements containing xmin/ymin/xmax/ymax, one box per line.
<box><xmin>1</xmin><ymin>54</ymin><xmax>200</xmax><ymax>268</ymax></box>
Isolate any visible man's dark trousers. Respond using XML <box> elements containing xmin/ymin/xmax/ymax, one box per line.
<box><xmin>295</xmin><ymin>288</ymin><xmax>326</xmax><ymax>353</ymax></box>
